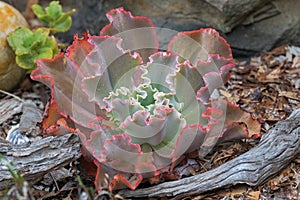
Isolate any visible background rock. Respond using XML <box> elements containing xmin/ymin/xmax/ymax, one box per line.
<box><xmin>0</xmin><ymin>1</ymin><xmax>28</xmax><ymax>91</ymax></box>
<box><xmin>226</xmin><ymin>0</ymin><xmax>300</xmax><ymax>59</ymax></box>
<box><xmin>4</xmin><ymin>0</ymin><xmax>300</xmax><ymax>60</ymax></box>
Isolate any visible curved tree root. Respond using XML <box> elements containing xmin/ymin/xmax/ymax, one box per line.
<box><xmin>119</xmin><ymin>109</ymin><xmax>300</xmax><ymax>198</ymax></box>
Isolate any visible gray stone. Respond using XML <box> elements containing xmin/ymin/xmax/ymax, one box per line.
<box><xmin>225</xmin><ymin>0</ymin><xmax>300</xmax><ymax>59</ymax></box>
<box><xmin>4</xmin><ymin>0</ymin><xmax>300</xmax><ymax>59</ymax></box>
<box><xmin>55</xmin><ymin>0</ymin><xmax>300</xmax><ymax>59</ymax></box>
<box><xmin>121</xmin><ymin>0</ymin><xmax>271</xmax><ymax>33</ymax></box>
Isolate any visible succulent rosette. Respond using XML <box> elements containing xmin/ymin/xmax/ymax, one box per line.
<box><xmin>31</xmin><ymin>8</ymin><xmax>261</xmax><ymax>190</ymax></box>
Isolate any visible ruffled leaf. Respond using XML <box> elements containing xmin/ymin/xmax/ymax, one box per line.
<box><xmin>100</xmin><ymin>7</ymin><xmax>158</xmax><ymax>62</ymax></box>
<box><xmin>121</xmin><ymin>107</ymin><xmax>186</xmax><ymax>146</ymax></box>
<box><xmin>168</xmin><ymin>28</ymin><xmax>232</xmax><ymax>64</ymax></box>
<box><xmin>94</xmin><ymin>161</ymin><xmax>143</xmax><ymax>191</ymax></box>
<box><xmin>31</xmin><ymin>57</ymin><xmax>99</xmax><ymax>135</ymax></box>
<box><xmin>93</xmin><ymin>134</ymin><xmax>156</xmax><ymax>190</ymax></box>
<box><xmin>39</xmin><ymin>97</ymin><xmax>78</xmax><ymax>136</ymax></box>
<box><xmin>66</xmin><ymin>32</ymin><xmax>94</xmax><ymax>67</ymax></box>
<box><xmin>82</xmin><ymin>37</ymin><xmax>143</xmax><ymax>107</ymax></box>
<box><xmin>145</xmin><ymin>52</ymin><xmax>179</xmax><ymax>93</ymax></box>
<box><xmin>199</xmin><ymin>100</ymin><xmax>261</xmax><ymax>157</ymax></box>
<box><xmin>151</xmin><ymin>107</ymin><xmax>186</xmax><ymax>158</ymax></box>
<box><xmin>167</xmin><ymin>62</ymin><xmax>206</xmax><ymax>125</ymax></box>
<box><xmin>173</xmin><ymin>125</ymin><xmax>207</xmax><ymax>158</ymax></box>
<box><xmin>196</xmin><ymin>72</ymin><xmax>224</xmax><ymax>104</ymax></box>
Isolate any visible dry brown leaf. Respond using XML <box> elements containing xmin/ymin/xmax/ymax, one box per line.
<box><xmin>248</xmin><ymin>190</ymin><xmax>261</xmax><ymax>200</ymax></box>
<box><xmin>218</xmin><ymin>185</ymin><xmax>248</xmax><ymax>198</ymax></box>
<box><xmin>279</xmin><ymin>91</ymin><xmax>300</xmax><ymax>101</ymax></box>
<box><xmin>292</xmin><ymin>56</ymin><xmax>300</xmax><ymax>68</ymax></box>
<box><xmin>265</xmin><ymin>67</ymin><xmax>282</xmax><ymax>80</ymax></box>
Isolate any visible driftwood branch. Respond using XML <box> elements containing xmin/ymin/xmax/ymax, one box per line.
<box><xmin>120</xmin><ymin>109</ymin><xmax>300</xmax><ymax>198</ymax></box>
<box><xmin>0</xmin><ymin>134</ymin><xmax>81</xmax><ymax>190</ymax></box>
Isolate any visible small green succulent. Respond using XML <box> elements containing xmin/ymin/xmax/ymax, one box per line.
<box><xmin>6</xmin><ymin>1</ymin><xmax>75</xmax><ymax>72</ymax></box>
<box><xmin>7</xmin><ymin>28</ymin><xmax>59</xmax><ymax>73</ymax></box>
<box><xmin>32</xmin><ymin>1</ymin><xmax>76</xmax><ymax>34</ymax></box>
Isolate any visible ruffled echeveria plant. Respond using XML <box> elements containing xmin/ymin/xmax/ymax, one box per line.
<box><xmin>31</xmin><ymin>8</ymin><xmax>261</xmax><ymax>191</ymax></box>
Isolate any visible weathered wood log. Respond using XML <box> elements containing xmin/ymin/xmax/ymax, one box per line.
<box><xmin>119</xmin><ymin>108</ymin><xmax>300</xmax><ymax>198</ymax></box>
<box><xmin>0</xmin><ymin>98</ymin><xmax>22</xmax><ymax>125</ymax></box>
<box><xmin>0</xmin><ymin>134</ymin><xmax>81</xmax><ymax>190</ymax></box>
